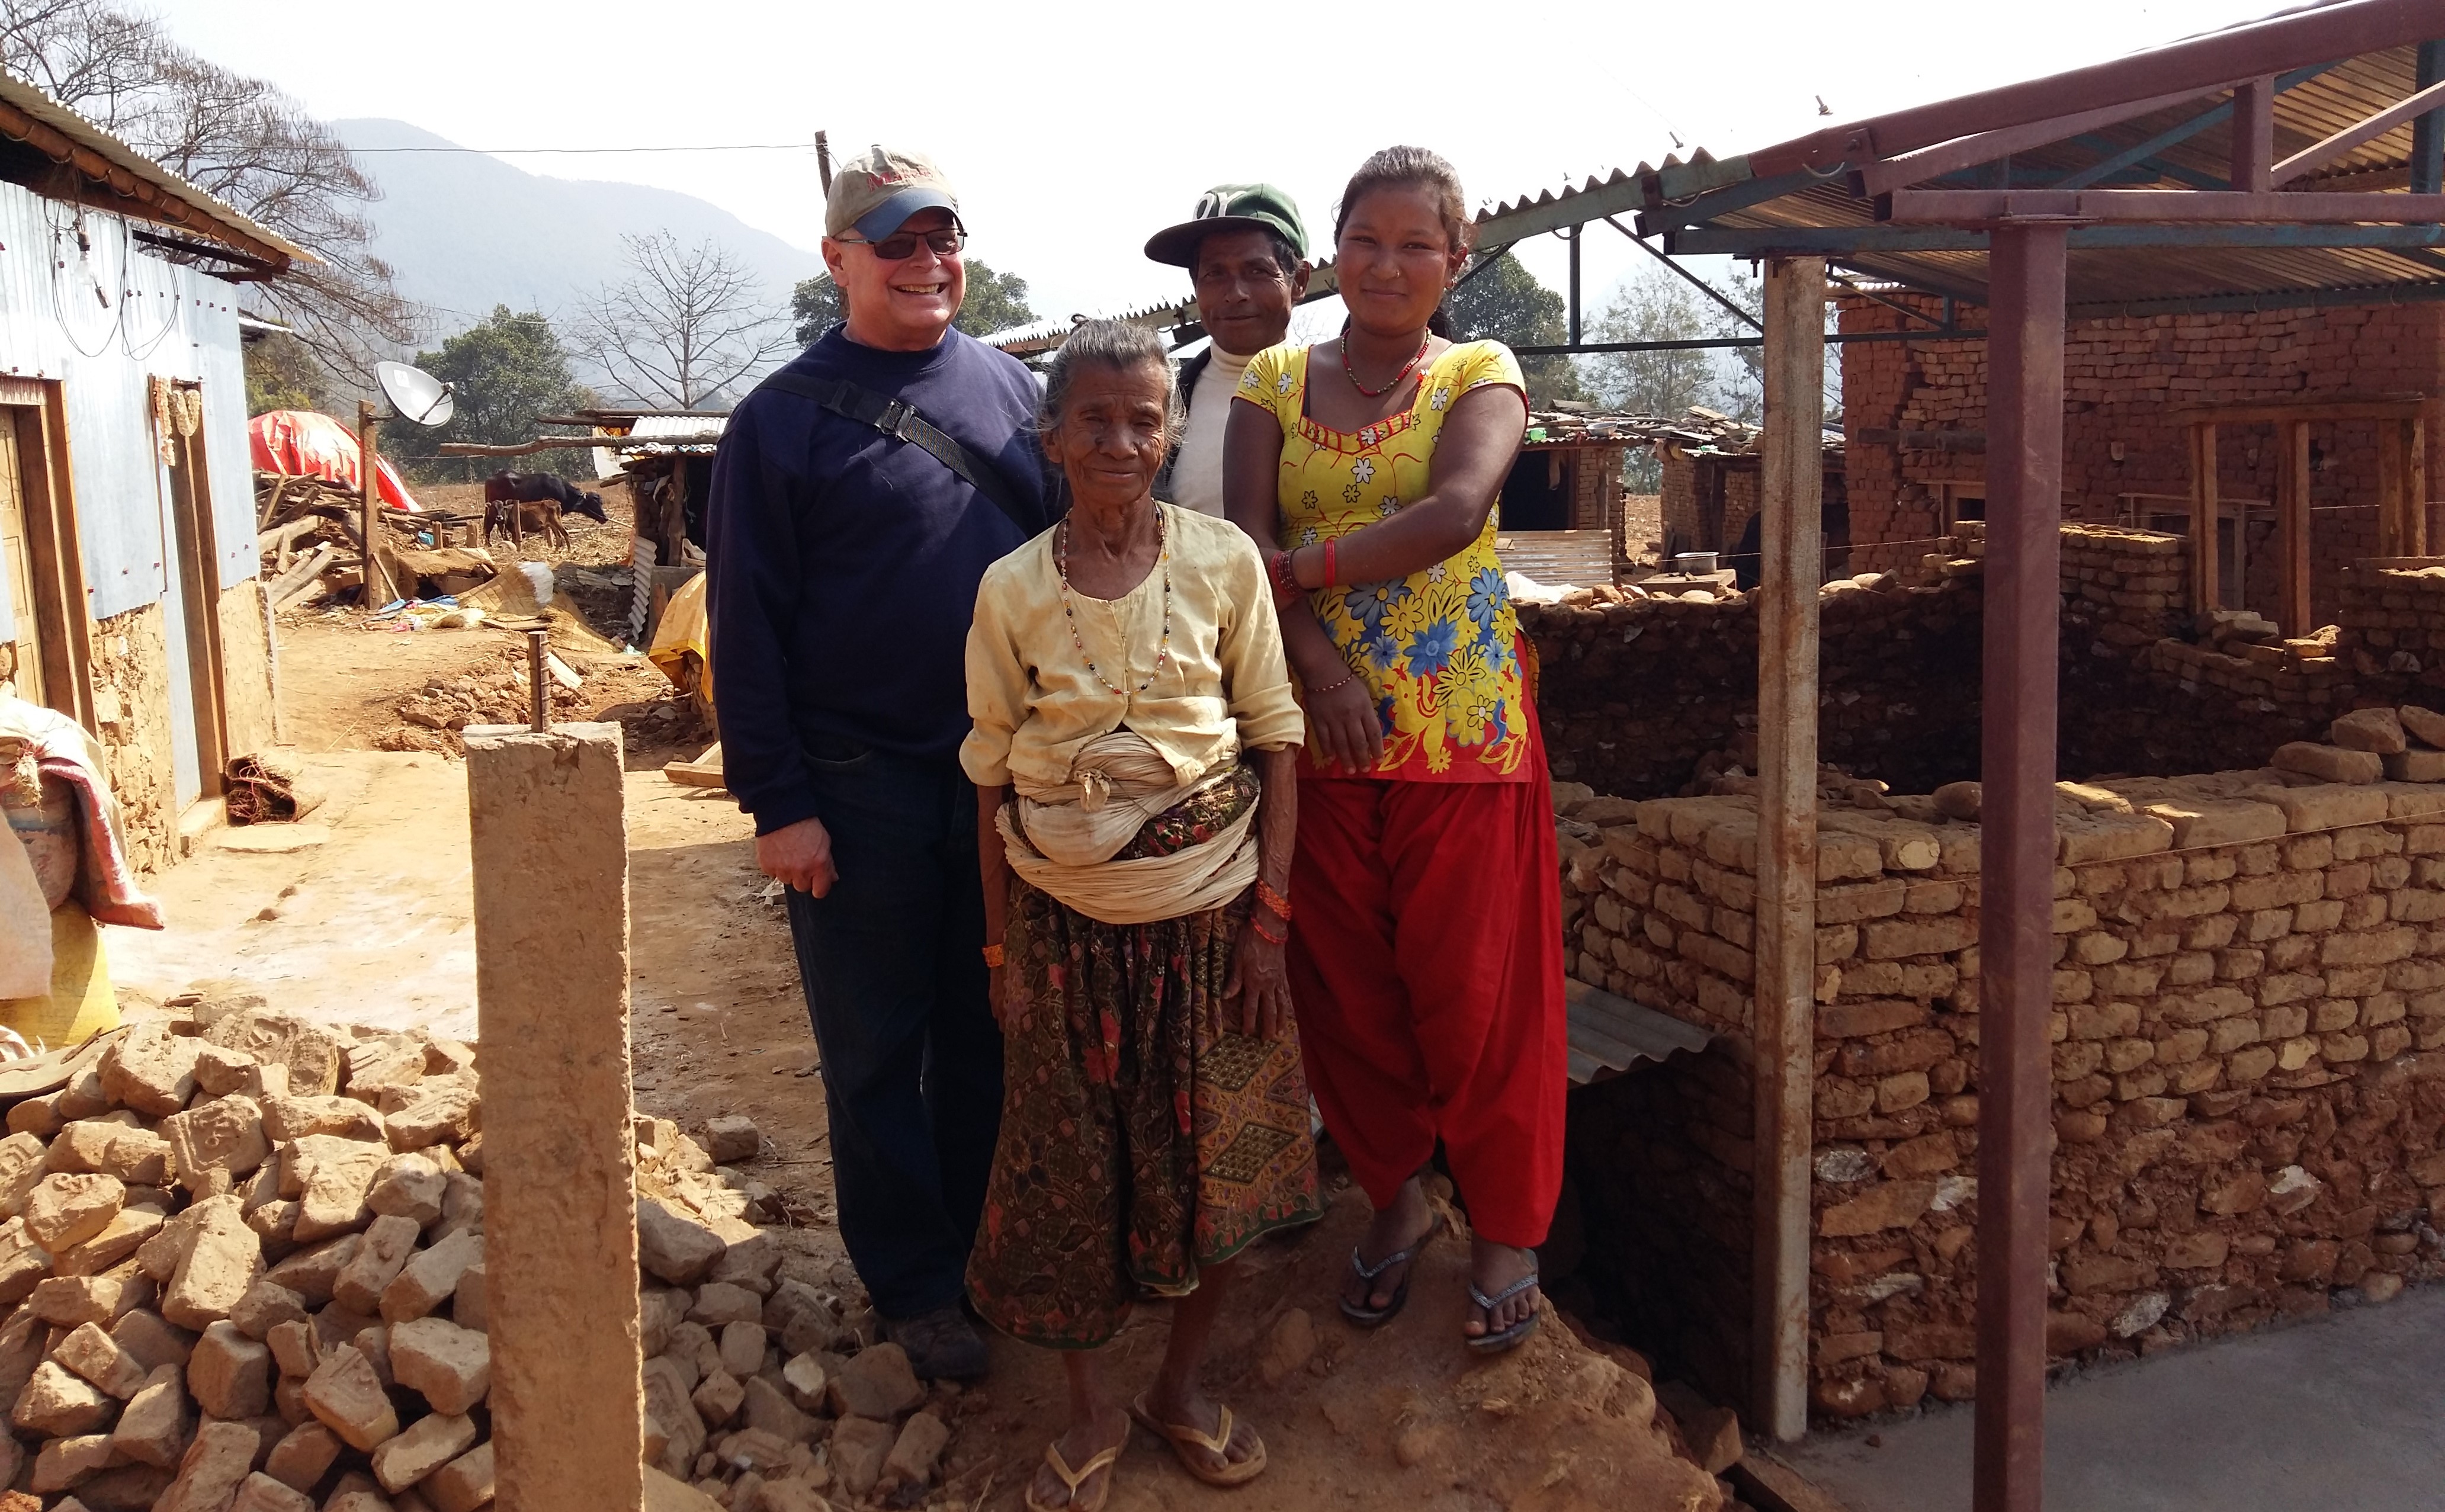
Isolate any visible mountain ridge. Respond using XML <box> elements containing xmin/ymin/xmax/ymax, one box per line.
<box><xmin>336</xmin><ymin>118</ymin><xmax>824</xmax><ymax>338</ymax></box>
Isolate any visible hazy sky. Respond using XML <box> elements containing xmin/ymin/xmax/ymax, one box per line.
<box><xmin>156</xmin><ymin>0</ymin><xmax>2270</xmax><ymax>329</ymax></box>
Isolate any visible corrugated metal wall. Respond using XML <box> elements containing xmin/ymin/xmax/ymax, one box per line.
<box><xmin>0</xmin><ymin>180</ymin><xmax>259</xmax><ymax>633</ymax></box>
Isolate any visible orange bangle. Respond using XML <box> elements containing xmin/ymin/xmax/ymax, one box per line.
<box><xmin>981</xmin><ymin>943</ymin><xmax>1005</xmax><ymax>968</ymax></box>
<box><xmin>1256</xmin><ymin>881</ymin><xmax>1292</xmax><ymax>920</ymax></box>
<box><xmin>1250</xmin><ymin>913</ymin><xmax>1287</xmax><ymax>946</ymax></box>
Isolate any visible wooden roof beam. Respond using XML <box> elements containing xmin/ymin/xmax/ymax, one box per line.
<box><xmin>0</xmin><ymin>95</ymin><xmax>296</xmax><ymax>271</ymax></box>
<box><xmin>1855</xmin><ymin>87</ymin><xmax>2223</xmax><ymax>197</ymax></box>
<box><xmin>1753</xmin><ymin>0</ymin><xmax>2445</xmax><ymax>175</ymax></box>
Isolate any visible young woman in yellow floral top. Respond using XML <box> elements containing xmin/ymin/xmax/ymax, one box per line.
<box><xmin>1224</xmin><ymin>146</ymin><xmax>1566</xmax><ymax>1354</ymax></box>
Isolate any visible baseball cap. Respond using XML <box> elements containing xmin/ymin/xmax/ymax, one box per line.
<box><xmin>825</xmin><ymin>145</ymin><xmax>960</xmax><ymax>241</ymax></box>
<box><xmin>1144</xmin><ymin>183</ymin><xmax>1308</xmax><ymax>268</ymax></box>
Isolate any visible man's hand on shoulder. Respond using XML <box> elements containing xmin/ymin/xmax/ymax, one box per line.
<box><xmin>758</xmin><ymin>816</ymin><xmax>839</xmax><ymax>896</ymax></box>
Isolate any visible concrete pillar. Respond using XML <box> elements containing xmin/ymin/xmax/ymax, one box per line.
<box><xmin>466</xmin><ymin>721</ymin><xmax>643</xmax><ymax>1511</ymax></box>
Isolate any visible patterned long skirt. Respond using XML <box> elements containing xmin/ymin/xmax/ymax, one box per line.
<box><xmin>966</xmin><ymin>767</ymin><xmax>1323</xmax><ymax>1348</ymax></box>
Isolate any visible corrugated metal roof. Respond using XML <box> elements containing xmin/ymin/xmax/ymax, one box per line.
<box><xmin>1565</xmin><ymin>978</ymin><xmax>1713</xmax><ymax>1086</ymax></box>
<box><xmin>628</xmin><ymin>415</ymin><xmax>728</xmax><ymax>442</ymax></box>
<box><xmin>0</xmin><ymin>74</ymin><xmax>310</xmax><ymax>267</ymax></box>
<box><xmin>1644</xmin><ymin>0</ymin><xmax>2445</xmax><ymax>312</ymax></box>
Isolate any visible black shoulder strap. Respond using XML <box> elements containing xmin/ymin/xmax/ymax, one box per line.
<box><xmin>1176</xmin><ymin>348</ymin><xmax>1213</xmax><ymax>413</ymax></box>
<box><xmin>754</xmin><ymin>370</ymin><xmax>1035</xmax><ymax>534</ymax></box>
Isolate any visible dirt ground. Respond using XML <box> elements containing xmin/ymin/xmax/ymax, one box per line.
<box><xmin>274</xmin><ymin>477</ymin><xmax>707</xmax><ymax>765</ymax></box>
<box><xmin>107</xmin><ymin>534</ymin><xmax>1745</xmax><ymax>1512</ymax></box>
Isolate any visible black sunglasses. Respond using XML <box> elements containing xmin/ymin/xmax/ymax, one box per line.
<box><xmin>836</xmin><ymin>226</ymin><xmax>968</xmax><ymax>261</ymax></box>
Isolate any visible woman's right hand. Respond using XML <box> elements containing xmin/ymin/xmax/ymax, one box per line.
<box><xmin>989</xmin><ymin>962</ymin><xmax>1023</xmax><ymax>1030</ymax></box>
<box><xmin>1303</xmin><ymin>674</ymin><xmax>1384</xmax><ymax>775</ymax></box>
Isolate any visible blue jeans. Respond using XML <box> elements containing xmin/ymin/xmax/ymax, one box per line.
<box><xmin>781</xmin><ymin>739</ymin><xmax>1000</xmax><ymax>1319</ymax></box>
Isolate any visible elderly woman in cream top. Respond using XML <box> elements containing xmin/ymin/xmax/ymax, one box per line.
<box><xmin>960</xmin><ymin>320</ymin><xmax>1318</xmax><ymax>1512</ymax></box>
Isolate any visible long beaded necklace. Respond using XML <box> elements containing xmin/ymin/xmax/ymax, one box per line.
<box><xmin>1055</xmin><ymin>503</ymin><xmax>1173</xmax><ymax>697</ymax></box>
<box><xmin>1340</xmin><ymin>325</ymin><xmax>1433</xmax><ymax>399</ymax></box>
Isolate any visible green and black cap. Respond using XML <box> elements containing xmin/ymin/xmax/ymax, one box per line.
<box><xmin>1144</xmin><ymin>183</ymin><xmax>1308</xmax><ymax>268</ymax></box>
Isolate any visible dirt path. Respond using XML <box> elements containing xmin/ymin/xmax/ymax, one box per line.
<box><xmin>105</xmin><ymin>608</ymin><xmax>1739</xmax><ymax>1512</ymax></box>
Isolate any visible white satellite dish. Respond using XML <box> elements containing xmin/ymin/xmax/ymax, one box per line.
<box><xmin>376</xmin><ymin>360</ymin><xmax>455</xmax><ymax>428</ymax></box>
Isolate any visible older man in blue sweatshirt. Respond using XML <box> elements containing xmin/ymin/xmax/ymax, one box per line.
<box><xmin>707</xmin><ymin>146</ymin><xmax>1051</xmax><ymax>1381</ymax></box>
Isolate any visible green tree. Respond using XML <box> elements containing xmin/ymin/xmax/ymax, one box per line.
<box><xmin>788</xmin><ymin>257</ymin><xmax>1038</xmax><ymax>347</ymax></box>
<box><xmin>791</xmin><ymin>275</ymin><xmax>843</xmax><ymax>346</ymax></box>
<box><xmin>380</xmin><ymin>306</ymin><xmax>596</xmax><ymax>484</ymax></box>
<box><xmin>1585</xmin><ymin>262</ymin><xmax>1767</xmax><ymax>489</ymax></box>
<box><xmin>243</xmin><ymin>330</ymin><xmax>335</xmax><ymax>416</ymax></box>
<box><xmin>1444</xmin><ymin>251</ymin><xmax>1587</xmax><ymax>410</ymax></box>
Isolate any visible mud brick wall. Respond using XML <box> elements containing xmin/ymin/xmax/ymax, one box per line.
<box><xmin>1560</xmin><ymin>774</ymin><xmax>2445</xmax><ymax>1421</ymax></box>
<box><xmin>1839</xmin><ymin>294</ymin><xmax>2445</xmax><ymax>621</ymax></box>
<box><xmin>1522</xmin><ymin>577</ymin><xmax>1984</xmax><ymax>801</ymax></box>
<box><xmin>86</xmin><ymin>602</ymin><xmax>177</xmax><ymax>874</ymax></box>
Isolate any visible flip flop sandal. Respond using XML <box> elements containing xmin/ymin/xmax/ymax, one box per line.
<box><xmin>1130</xmin><ymin>1391</ymin><xmax>1269</xmax><ymax>1488</ymax></box>
<box><xmin>1466</xmin><ymin>1267</ymin><xmax>1544</xmax><ymax>1354</ymax></box>
<box><xmin>1340</xmin><ymin>1213</ymin><xmax>1442</xmax><ymax>1327</ymax></box>
<box><xmin>1023</xmin><ymin>1437</ymin><xmax>1124</xmax><ymax>1512</ymax></box>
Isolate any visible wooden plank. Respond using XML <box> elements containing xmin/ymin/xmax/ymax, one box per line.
<box><xmin>1751</xmin><ymin>255</ymin><xmax>1824</xmax><ymax>1446</ymax></box>
<box><xmin>2165</xmin><ymin>396</ymin><xmax>2433</xmax><ymax>426</ymax></box>
<box><xmin>2191</xmin><ymin>423</ymin><xmax>2220</xmax><ymax>615</ymax></box>
<box><xmin>2280</xmin><ymin>419</ymin><xmax>2312</xmax><ymax>636</ymax></box>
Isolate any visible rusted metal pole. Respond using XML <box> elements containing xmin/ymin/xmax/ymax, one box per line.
<box><xmin>527</xmin><ymin>630</ymin><xmax>549</xmax><ymax>733</ymax></box>
<box><xmin>1751</xmin><ymin>255</ymin><xmax>1824</xmax><ymax>1442</ymax></box>
<box><xmin>1974</xmin><ymin>219</ymin><xmax>2067</xmax><ymax>1512</ymax></box>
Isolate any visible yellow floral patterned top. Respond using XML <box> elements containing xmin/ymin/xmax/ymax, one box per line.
<box><xmin>1235</xmin><ymin>339</ymin><xmax>1530</xmax><ymax>782</ymax></box>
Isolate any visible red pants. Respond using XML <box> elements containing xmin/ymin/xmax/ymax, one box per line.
<box><xmin>1286</xmin><ymin>773</ymin><xmax>1567</xmax><ymax>1248</ymax></box>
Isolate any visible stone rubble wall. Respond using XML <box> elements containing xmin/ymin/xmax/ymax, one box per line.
<box><xmin>1522</xmin><ymin>519</ymin><xmax>2445</xmax><ymax>805</ymax></box>
<box><xmin>1557</xmin><ymin>771</ymin><xmax>2445</xmax><ymax>1420</ymax></box>
<box><xmin>1520</xmin><ymin>576</ymin><xmax>1985</xmax><ymax>802</ymax></box>
<box><xmin>86</xmin><ymin>605</ymin><xmax>177</xmax><ymax>877</ymax></box>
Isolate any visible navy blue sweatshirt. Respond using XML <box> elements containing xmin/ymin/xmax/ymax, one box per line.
<box><xmin>705</xmin><ymin>326</ymin><xmax>1053</xmax><ymax>835</ymax></box>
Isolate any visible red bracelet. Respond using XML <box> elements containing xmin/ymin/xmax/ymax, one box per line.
<box><xmin>1322</xmin><ymin>538</ymin><xmax>1339</xmax><ymax>588</ymax></box>
<box><xmin>1268</xmin><ymin>550</ymin><xmax>1302</xmax><ymax>605</ymax></box>
<box><xmin>1257</xmin><ymin>881</ymin><xmax>1292</xmax><ymax>920</ymax></box>
<box><xmin>1250</xmin><ymin>911</ymin><xmax>1288</xmax><ymax>945</ymax></box>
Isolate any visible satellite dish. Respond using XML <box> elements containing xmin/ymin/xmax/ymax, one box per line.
<box><xmin>376</xmin><ymin>361</ymin><xmax>455</xmax><ymax>428</ymax></box>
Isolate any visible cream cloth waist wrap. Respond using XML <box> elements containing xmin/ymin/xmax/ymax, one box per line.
<box><xmin>997</xmin><ymin>730</ymin><xmax>1257</xmax><ymax>926</ymax></box>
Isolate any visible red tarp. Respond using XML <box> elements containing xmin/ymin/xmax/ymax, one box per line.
<box><xmin>248</xmin><ymin>410</ymin><xmax>421</xmax><ymax>512</ymax></box>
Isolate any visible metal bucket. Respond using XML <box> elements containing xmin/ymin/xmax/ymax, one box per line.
<box><xmin>1674</xmin><ymin>551</ymin><xmax>1720</xmax><ymax>576</ymax></box>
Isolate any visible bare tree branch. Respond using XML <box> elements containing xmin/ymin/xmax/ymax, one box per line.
<box><xmin>569</xmin><ymin>233</ymin><xmax>791</xmax><ymax>409</ymax></box>
<box><xmin>0</xmin><ymin>0</ymin><xmax>420</xmax><ymax>389</ymax></box>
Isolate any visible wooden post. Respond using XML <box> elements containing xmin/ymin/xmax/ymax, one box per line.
<box><xmin>358</xmin><ymin>400</ymin><xmax>392</xmax><ymax>607</ymax></box>
<box><xmin>2280</xmin><ymin>419</ymin><xmax>2312</xmax><ymax>635</ymax></box>
<box><xmin>467</xmin><ymin>721</ymin><xmax>644</xmax><ymax>1512</ymax></box>
<box><xmin>2379</xmin><ymin>418</ymin><xmax>2407</xmax><ymax>558</ymax></box>
<box><xmin>2408</xmin><ymin>416</ymin><xmax>2428</xmax><ymax>556</ymax></box>
<box><xmin>1975</xmin><ymin>220</ymin><xmax>2068</xmax><ymax>1512</ymax></box>
<box><xmin>1750</xmin><ymin>255</ymin><xmax>1823</xmax><ymax>1444</ymax></box>
<box><xmin>2190</xmin><ymin>422</ymin><xmax>2219</xmax><ymax>615</ymax></box>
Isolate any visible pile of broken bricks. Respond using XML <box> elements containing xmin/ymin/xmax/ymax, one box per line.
<box><xmin>0</xmin><ymin>1005</ymin><xmax>928</xmax><ymax>1512</ymax></box>
<box><xmin>2275</xmin><ymin>704</ymin><xmax>2445</xmax><ymax>784</ymax></box>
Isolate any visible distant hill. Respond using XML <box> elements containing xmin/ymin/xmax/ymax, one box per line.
<box><xmin>336</xmin><ymin>118</ymin><xmax>824</xmax><ymax>337</ymax></box>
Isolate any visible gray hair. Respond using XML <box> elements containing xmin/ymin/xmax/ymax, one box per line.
<box><xmin>1038</xmin><ymin>319</ymin><xmax>1183</xmax><ymax>447</ymax></box>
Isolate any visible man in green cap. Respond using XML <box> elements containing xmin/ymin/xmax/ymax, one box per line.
<box><xmin>1144</xmin><ymin>184</ymin><xmax>1311</xmax><ymax>516</ymax></box>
